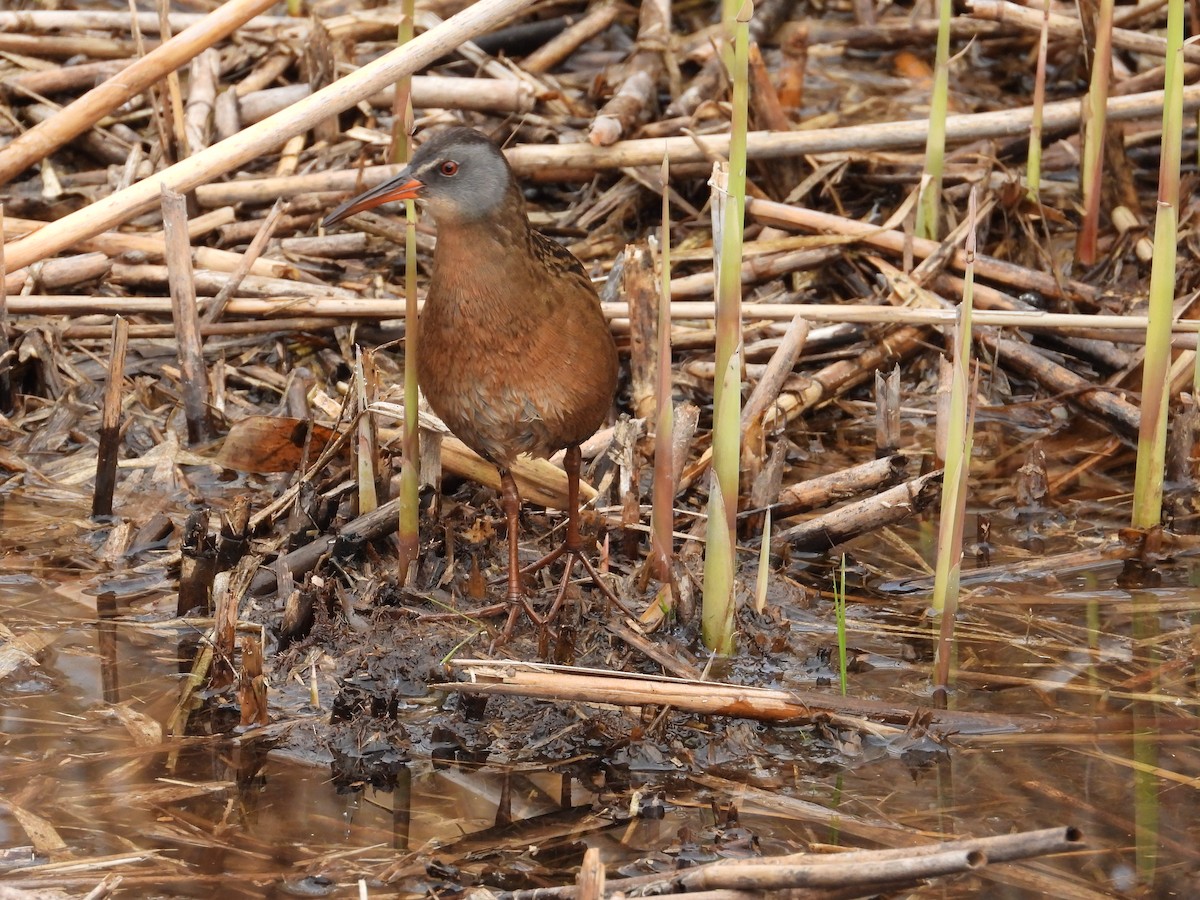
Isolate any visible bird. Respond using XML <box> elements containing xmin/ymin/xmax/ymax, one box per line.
<box><xmin>323</xmin><ymin>127</ymin><xmax>625</xmax><ymax>638</ymax></box>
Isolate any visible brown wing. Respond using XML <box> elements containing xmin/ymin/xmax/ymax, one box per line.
<box><xmin>529</xmin><ymin>229</ymin><xmax>599</xmax><ymax>303</ymax></box>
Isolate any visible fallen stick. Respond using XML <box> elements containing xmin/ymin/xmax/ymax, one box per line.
<box><xmin>512</xmin><ymin>826</ymin><xmax>1081</xmax><ymax>900</ymax></box>
<box><xmin>746</xmin><ymin>197</ymin><xmax>1097</xmax><ymax>305</ymax></box>
<box><xmin>979</xmin><ymin>330</ymin><xmax>1142</xmax><ymax>437</ymax></box>
<box><xmin>435</xmin><ymin>659</ymin><xmax>1068</xmax><ymax>733</ymax></box>
<box><xmin>776</xmin><ymin>455</ymin><xmax>911</xmax><ymax>518</ymax></box>
<box><xmin>878</xmin><ymin>543</ymin><xmax>1134</xmax><ymax>593</ymax></box>
<box><xmin>774</xmin><ymin>471</ymin><xmax>944</xmax><ymax>552</ymax></box>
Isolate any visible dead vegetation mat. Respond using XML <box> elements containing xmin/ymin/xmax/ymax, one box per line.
<box><xmin>2</xmin><ymin>0</ymin><xmax>1199</xmax><ymax>896</ymax></box>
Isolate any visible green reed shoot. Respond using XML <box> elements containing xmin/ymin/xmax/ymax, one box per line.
<box><xmin>395</xmin><ymin>2</ymin><xmax>420</xmax><ymax>581</ymax></box>
<box><xmin>834</xmin><ymin>553</ymin><xmax>847</xmax><ymax>696</ymax></box>
<box><xmin>932</xmin><ymin>188</ymin><xmax>979</xmax><ymax>615</ymax></box>
<box><xmin>1026</xmin><ymin>0</ymin><xmax>1050</xmax><ymax>202</ymax></box>
<box><xmin>1132</xmin><ymin>0</ymin><xmax>1184</xmax><ymax>529</ymax></box>
<box><xmin>1077</xmin><ymin>0</ymin><xmax>1114</xmax><ymax>264</ymax></box>
<box><xmin>650</xmin><ymin>156</ymin><xmax>675</xmax><ymax>585</ymax></box>
<box><xmin>702</xmin><ymin>0</ymin><xmax>751</xmax><ymax>654</ymax></box>
<box><xmin>914</xmin><ymin>0</ymin><xmax>950</xmax><ymax>239</ymax></box>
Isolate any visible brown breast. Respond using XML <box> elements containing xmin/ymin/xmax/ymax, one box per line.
<box><xmin>416</xmin><ymin>221</ymin><xmax>618</xmax><ymax>468</ymax></box>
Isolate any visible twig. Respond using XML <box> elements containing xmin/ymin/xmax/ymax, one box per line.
<box><xmin>204</xmin><ymin>198</ymin><xmax>286</xmax><ymax>323</ymax></box>
<box><xmin>161</xmin><ymin>185</ymin><xmax>215</xmax><ymax>443</ymax></box>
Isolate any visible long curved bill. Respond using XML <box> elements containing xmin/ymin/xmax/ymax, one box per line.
<box><xmin>322</xmin><ymin>171</ymin><xmax>424</xmax><ymax>227</ymax></box>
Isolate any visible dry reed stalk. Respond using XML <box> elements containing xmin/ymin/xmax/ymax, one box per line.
<box><xmin>58</xmin><ymin>317</ymin><xmax>346</xmax><ymax>340</ymax></box>
<box><xmin>0</xmin><ymin>10</ymin><xmax>291</xmax><ymax>32</ymax></box>
<box><xmin>184</xmin><ymin>49</ymin><xmax>220</xmax><ymax>156</ymax></box>
<box><xmin>187</xmin><ymin>83</ymin><xmax>1200</xmax><ymax>205</ymax></box>
<box><xmin>108</xmin><ymin>265</ymin><xmax>357</xmax><ymax>299</ymax></box>
<box><xmin>521</xmin><ymin>0</ymin><xmax>620</xmax><ymax>73</ymax></box>
<box><xmin>741</xmin><ymin>313</ymin><xmax>808</xmax><ymax>480</ymax></box>
<box><xmin>776</xmin><ymin>456</ymin><xmax>910</xmax><ymax>518</ymax></box>
<box><xmin>0</xmin><ymin>205</ymin><xmax>8</xmax><ymax>417</ymax></box>
<box><xmin>624</xmin><ymin>244</ymin><xmax>659</xmax><ymax>420</ymax></box>
<box><xmin>161</xmin><ymin>186</ymin><xmax>214</xmax><ymax>444</ymax></box>
<box><xmin>203</xmin><ymin>199</ymin><xmax>286</xmax><ymax>323</ymax></box>
<box><xmin>622</xmin><ymin>848</ymin><xmax>985</xmax><ymax>893</ymax></box>
<box><xmin>1</xmin><ymin>59</ymin><xmax>131</xmax><ymax>95</ymax></box>
<box><xmin>9</xmin><ymin>295</ymin><xmax>1200</xmax><ymax>341</ymax></box>
<box><xmin>778</xmin><ymin>16</ymin><xmax>1007</xmax><ymax>48</ymax></box>
<box><xmin>978</xmin><ymin>330</ymin><xmax>1141</xmax><ymax>436</ymax></box>
<box><xmin>235</xmin><ymin>78</ymin><xmax>536</xmax><ymax>119</ymax></box>
<box><xmin>746</xmin><ymin>197</ymin><xmax>1096</xmax><ymax>304</ymax></box>
<box><xmin>774</xmin><ymin>471</ymin><xmax>944</xmax><ymax>552</ymax></box>
<box><xmin>91</xmin><ymin>316</ymin><xmax>128</xmax><ymax>519</ymax></box>
<box><xmin>1</xmin><ymin>214</ymin><xmax>305</xmax><ymax>282</ymax></box>
<box><xmin>970</xmin><ymin>0</ymin><xmax>1200</xmax><ymax>62</ymax></box>
<box><xmin>0</xmin><ymin>32</ymin><xmax>146</xmax><ymax>59</ymax></box>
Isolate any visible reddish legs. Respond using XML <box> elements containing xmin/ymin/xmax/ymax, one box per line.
<box><xmin>494</xmin><ymin>448</ymin><xmax>635</xmax><ymax>645</ymax></box>
<box><xmin>498</xmin><ymin>468</ymin><xmax>542</xmax><ymax>642</ymax></box>
<box><xmin>521</xmin><ymin>446</ymin><xmax>636</xmax><ymax>622</ymax></box>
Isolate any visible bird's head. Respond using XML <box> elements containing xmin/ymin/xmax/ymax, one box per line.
<box><xmin>322</xmin><ymin>127</ymin><xmax>515</xmax><ymax>228</ymax></box>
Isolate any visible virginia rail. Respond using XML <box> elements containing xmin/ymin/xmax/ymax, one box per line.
<box><xmin>324</xmin><ymin>127</ymin><xmax>622</xmax><ymax>636</ymax></box>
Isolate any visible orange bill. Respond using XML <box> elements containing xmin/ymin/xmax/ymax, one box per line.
<box><xmin>323</xmin><ymin>173</ymin><xmax>424</xmax><ymax>226</ymax></box>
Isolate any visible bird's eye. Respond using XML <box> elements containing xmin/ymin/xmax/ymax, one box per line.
<box><xmin>439</xmin><ymin>161</ymin><xmax>459</xmax><ymax>176</ymax></box>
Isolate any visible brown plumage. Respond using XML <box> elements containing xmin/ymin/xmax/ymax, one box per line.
<box><xmin>324</xmin><ymin>127</ymin><xmax>621</xmax><ymax>635</ymax></box>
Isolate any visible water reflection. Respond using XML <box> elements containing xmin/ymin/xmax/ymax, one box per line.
<box><xmin>1</xmin><ymin>508</ymin><xmax>1197</xmax><ymax>895</ymax></box>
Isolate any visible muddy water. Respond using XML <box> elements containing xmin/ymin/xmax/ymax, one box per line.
<box><xmin>1</xmin><ymin>492</ymin><xmax>1197</xmax><ymax>897</ymax></box>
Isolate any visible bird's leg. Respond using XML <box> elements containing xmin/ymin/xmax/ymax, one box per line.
<box><xmin>522</xmin><ymin>445</ymin><xmax>635</xmax><ymax>623</ymax></box>
<box><xmin>498</xmin><ymin>468</ymin><xmax>543</xmax><ymax>642</ymax></box>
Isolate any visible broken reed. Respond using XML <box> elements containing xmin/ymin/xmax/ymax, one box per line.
<box><xmin>702</xmin><ymin>0</ymin><xmax>751</xmax><ymax>655</ymax></box>
<box><xmin>1077</xmin><ymin>0</ymin><xmax>1114</xmax><ymax>264</ymax></box>
<box><xmin>914</xmin><ymin>0</ymin><xmax>951</xmax><ymax>239</ymax></box>
<box><xmin>1132</xmin><ymin>0</ymin><xmax>1184</xmax><ymax>529</ymax></box>
<box><xmin>354</xmin><ymin>348</ymin><xmax>379</xmax><ymax>513</ymax></box>
<box><xmin>753</xmin><ymin>507</ymin><xmax>771</xmax><ymax>613</ymax></box>
<box><xmin>1026</xmin><ymin>0</ymin><xmax>1051</xmax><ymax>202</ymax></box>
<box><xmin>395</xmin><ymin>0</ymin><xmax>420</xmax><ymax>582</ymax></box>
<box><xmin>650</xmin><ymin>155</ymin><xmax>674</xmax><ymax>585</ymax></box>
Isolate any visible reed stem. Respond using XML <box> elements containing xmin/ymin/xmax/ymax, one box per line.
<box><xmin>702</xmin><ymin>0</ymin><xmax>751</xmax><ymax>654</ymax></box>
<box><xmin>1132</xmin><ymin>0</ymin><xmax>1183</xmax><ymax>529</ymax></box>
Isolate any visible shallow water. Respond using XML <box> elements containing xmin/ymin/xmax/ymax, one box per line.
<box><xmin>2</xmin><ymin>489</ymin><xmax>1197</xmax><ymax>898</ymax></box>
